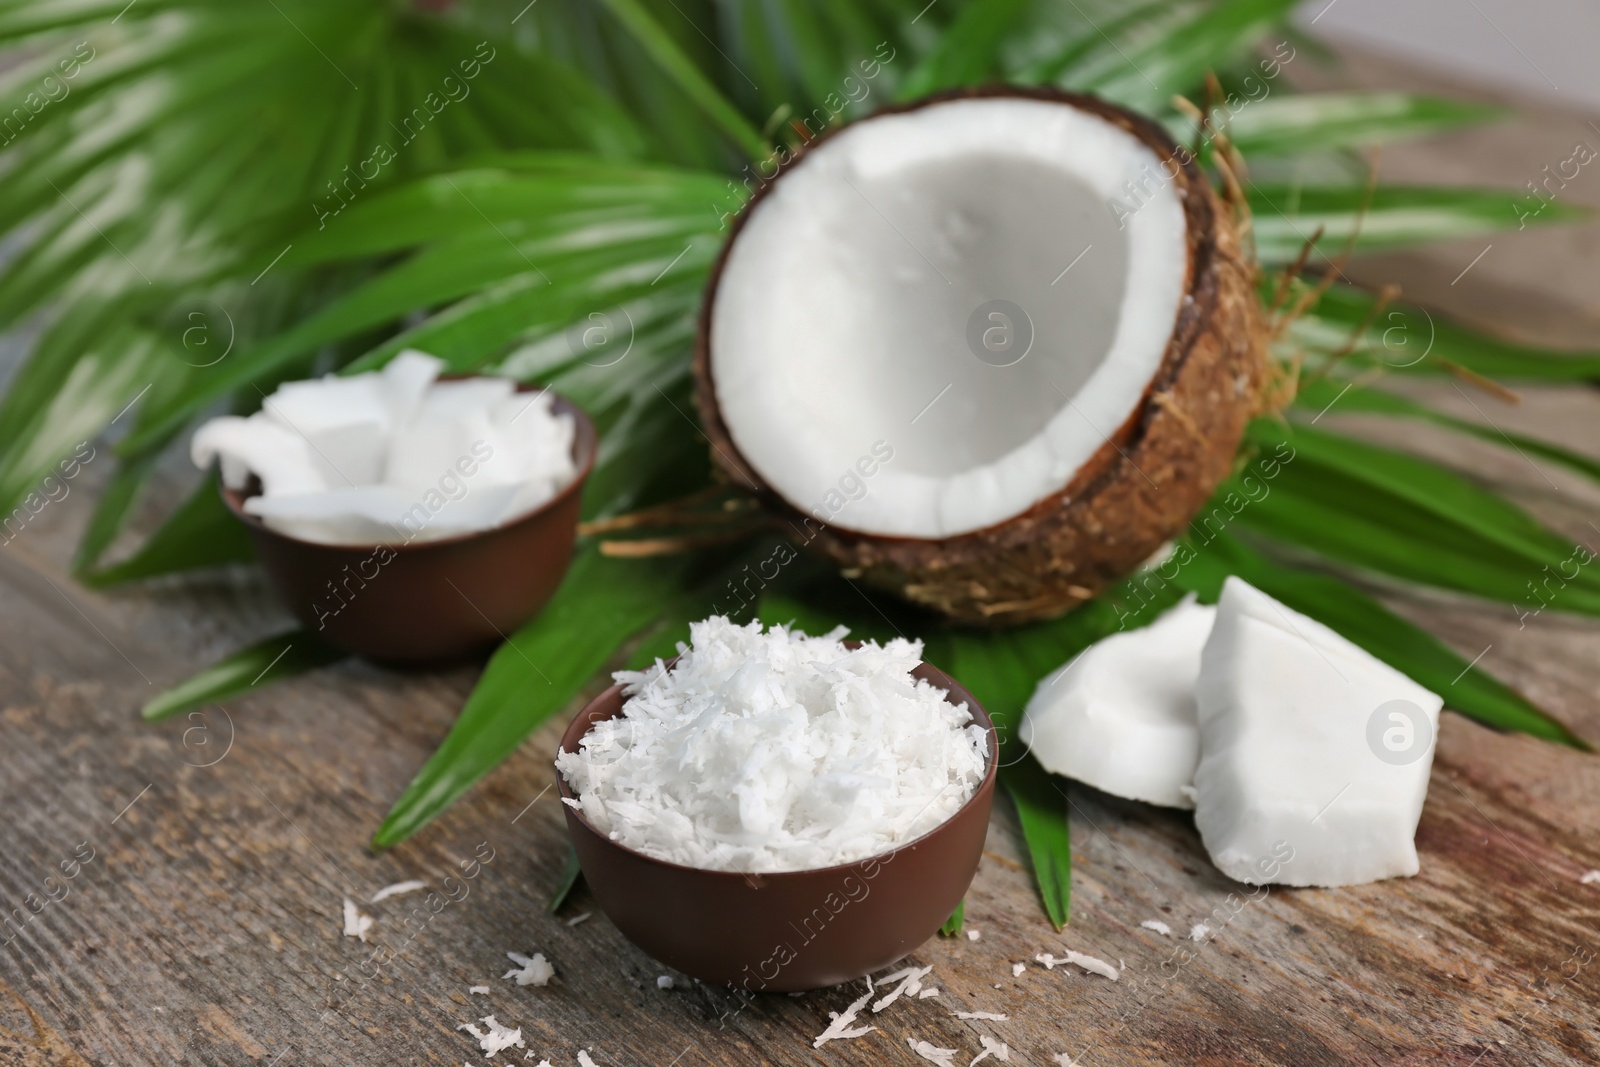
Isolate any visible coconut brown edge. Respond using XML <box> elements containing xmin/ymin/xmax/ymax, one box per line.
<box><xmin>693</xmin><ymin>86</ymin><xmax>1266</xmax><ymax>626</ymax></box>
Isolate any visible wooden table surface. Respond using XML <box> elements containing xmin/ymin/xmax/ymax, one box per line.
<box><xmin>3</xmin><ymin>46</ymin><xmax>1600</xmax><ymax>1067</ymax></box>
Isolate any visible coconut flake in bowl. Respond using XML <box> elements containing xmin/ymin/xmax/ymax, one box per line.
<box><xmin>556</xmin><ymin>617</ymin><xmax>990</xmax><ymax>874</ymax></box>
<box><xmin>191</xmin><ymin>350</ymin><xmax>577</xmax><ymax>546</ymax></box>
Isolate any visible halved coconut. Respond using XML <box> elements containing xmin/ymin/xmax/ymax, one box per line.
<box><xmin>695</xmin><ymin>88</ymin><xmax>1264</xmax><ymax>624</ymax></box>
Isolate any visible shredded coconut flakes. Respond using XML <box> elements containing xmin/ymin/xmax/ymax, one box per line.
<box><xmin>906</xmin><ymin>1038</ymin><xmax>959</xmax><ymax>1067</ymax></box>
<box><xmin>370</xmin><ymin>879</ymin><xmax>426</xmax><ymax>903</ymax></box>
<box><xmin>1035</xmin><ymin>951</ymin><xmax>1118</xmax><ymax>981</ymax></box>
<box><xmin>656</xmin><ymin>975</ymin><xmax>674</xmax><ymax>990</ymax></box>
<box><xmin>555</xmin><ymin>618</ymin><xmax>988</xmax><ymax>873</ymax></box>
<box><xmin>1140</xmin><ymin>919</ymin><xmax>1172</xmax><ymax>937</ymax></box>
<box><xmin>1190</xmin><ymin>923</ymin><xmax>1211</xmax><ymax>942</ymax></box>
<box><xmin>503</xmin><ymin>952</ymin><xmax>554</xmax><ymax>987</ymax></box>
<box><xmin>341</xmin><ymin>898</ymin><xmax>373</xmax><ymax>942</ymax></box>
<box><xmin>1010</xmin><ymin>962</ymin><xmax>1025</xmax><ymax>977</ymax></box>
<box><xmin>565</xmin><ymin>911</ymin><xmax>592</xmax><ymax>926</ymax></box>
<box><xmin>1580</xmin><ymin>870</ymin><xmax>1600</xmax><ymax>885</ymax></box>
<box><xmin>872</xmin><ymin>965</ymin><xmax>933</xmax><ymax>1012</ymax></box>
<box><xmin>966</xmin><ymin>929</ymin><xmax>981</xmax><ymax>941</ymax></box>
<box><xmin>971</xmin><ymin>1035</ymin><xmax>1010</xmax><ymax>1065</ymax></box>
<box><xmin>577</xmin><ymin>1051</ymin><xmax>601</xmax><ymax>1067</ymax></box>
<box><xmin>953</xmin><ymin>1011</ymin><xmax>1007</xmax><ymax>1020</ymax></box>
<box><xmin>469</xmin><ymin>985</ymin><xmax>490</xmax><ymax>995</ymax></box>
<box><xmin>918</xmin><ymin>987</ymin><xmax>941</xmax><ymax>999</ymax></box>
<box><xmin>812</xmin><ymin>984</ymin><xmax>876</xmax><ymax>1048</ymax></box>
<box><xmin>457</xmin><ymin>1015</ymin><xmax>524</xmax><ymax>1057</ymax></box>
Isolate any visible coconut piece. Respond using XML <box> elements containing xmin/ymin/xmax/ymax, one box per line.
<box><xmin>503</xmin><ymin>952</ymin><xmax>554</xmax><ymax>987</ymax></box>
<box><xmin>1582</xmin><ymin>870</ymin><xmax>1600</xmax><ymax>885</ymax></box>
<box><xmin>261</xmin><ymin>373</ymin><xmax>393</xmax><ymax>486</ymax></box>
<box><xmin>1010</xmin><ymin>962</ymin><xmax>1025</xmax><ymax>977</ymax></box>
<box><xmin>469</xmin><ymin>985</ymin><xmax>490</xmax><ymax>995</ymax></box>
<box><xmin>695</xmin><ymin>89</ymin><xmax>1264</xmax><ymax>625</ymax></box>
<box><xmin>457</xmin><ymin>1015</ymin><xmax>524</xmax><ymax>1056</ymax></box>
<box><xmin>381</xmin><ymin>349</ymin><xmax>444</xmax><ymax>424</ymax></box>
<box><xmin>370</xmin><ymin>879</ymin><xmax>426</xmax><ymax>903</ymax></box>
<box><xmin>872</xmin><ymin>965</ymin><xmax>933</xmax><ymax>1012</ymax></box>
<box><xmin>1194</xmin><ymin>577</ymin><xmax>1444</xmax><ymax>887</ymax></box>
<box><xmin>1139</xmin><ymin>920</ymin><xmax>1172</xmax><ymax>937</ymax></box>
<box><xmin>192</xmin><ymin>416</ymin><xmax>327</xmax><ymax>496</ymax></box>
<box><xmin>971</xmin><ymin>1036</ymin><xmax>1010</xmax><ymax>1066</ymax></box>
<box><xmin>906</xmin><ymin>1038</ymin><xmax>959</xmax><ymax>1067</ymax></box>
<box><xmin>1022</xmin><ymin>595</ymin><xmax>1214</xmax><ymax>808</ymax></box>
<box><xmin>812</xmin><ymin>985</ymin><xmax>876</xmax><ymax>1048</ymax></box>
<box><xmin>954</xmin><ymin>1011</ymin><xmax>1007</xmax><ymax>1020</ymax></box>
<box><xmin>655</xmin><ymin>976</ymin><xmax>674</xmax><ymax>990</ymax></box>
<box><xmin>1189</xmin><ymin>923</ymin><xmax>1210</xmax><ymax>942</ymax></box>
<box><xmin>341</xmin><ymin>898</ymin><xmax>373</xmax><ymax>941</ymax></box>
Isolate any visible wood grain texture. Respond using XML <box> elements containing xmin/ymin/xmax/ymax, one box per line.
<box><xmin>3</xmin><ymin>48</ymin><xmax>1600</xmax><ymax>1067</ymax></box>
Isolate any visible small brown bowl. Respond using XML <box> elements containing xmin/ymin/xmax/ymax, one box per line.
<box><xmin>557</xmin><ymin>658</ymin><xmax>997</xmax><ymax>992</ymax></box>
<box><xmin>220</xmin><ymin>384</ymin><xmax>596</xmax><ymax>663</ymax></box>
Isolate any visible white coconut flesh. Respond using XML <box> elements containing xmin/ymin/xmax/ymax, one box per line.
<box><xmin>710</xmin><ymin>97</ymin><xmax>1190</xmax><ymax>538</ymax></box>
<box><xmin>1194</xmin><ymin>578</ymin><xmax>1444</xmax><ymax>887</ymax></box>
<box><xmin>1021</xmin><ymin>595</ymin><xmax>1215</xmax><ymax>809</ymax></box>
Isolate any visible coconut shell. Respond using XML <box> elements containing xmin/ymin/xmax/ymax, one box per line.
<box><xmin>694</xmin><ymin>86</ymin><xmax>1266</xmax><ymax>626</ymax></box>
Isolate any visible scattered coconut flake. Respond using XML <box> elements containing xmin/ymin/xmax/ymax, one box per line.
<box><xmin>1580</xmin><ymin>870</ymin><xmax>1600</xmax><ymax>885</ymax></box>
<box><xmin>457</xmin><ymin>1015</ymin><xmax>524</xmax><ymax>1057</ymax></box>
<box><xmin>1035</xmin><ymin>951</ymin><xmax>1118</xmax><ymax>980</ymax></box>
<box><xmin>577</xmin><ymin>1051</ymin><xmax>601</xmax><ymax>1067</ymax></box>
<box><xmin>1189</xmin><ymin>923</ymin><xmax>1211</xmax><ymax>942</ymax></box>
<box><xmin>953</xmin><ymin>1011</ymin><xmax>1007</xmax><ymax>1021</ymax></box>
<box><xmin>966</xmin><ymin>929</ymin><xmax>981</xmax><ymax>941</ymax></box>
<box><xmin>872</xmin><ymin>965</ymin><xmax>933</xmax><ymax>1012</ymax></box>
<box><xmin>1052</xmin><ymin>1055</ymin><xmax>1078</xmax><ymax>1067</ymax></box>
<box><xmin>565</xmin><ymin>912</ymin><xmax>592</xmax><ymax>927</ymax></box>
<box><xmin>812</xmin><ymin>985</ymin><xmax>876</xmax><ymax>1048</ymax></box>
<box><xmin>503</xmin><ymin>952</ymin><xmax>555</xmax><ymax>987</ymax></box>
<box><xmin>1140</xmin><ymin>920</ymin><xmax>1172</xmax><ymax>937</ymax></box>
<box><xmin>1063</xmin><ymin>950</ymin><xmax>1118</xmax><ymax>981</ymax></box>
<box><xmin>656</xmin><ymin>976</ymin><xmax>674</xmax><ymax>990</ymax></box>
<box><xmin>342</xmin><ymin>898</ymin><xmax>373</xmax><ymax>942</ymax></box>
<box><xmin>1010</xmin><ymin>962</ymin><xmax>1025</xmax><ymax>977</ymax></box>
<box><xmin>557</xmin><ymin>618</ymin><xmax>988</xmax><ymax>873</ymax></box>
<box><xmin>469</xmin><ymin>985</ymin><xmax>491</xmax><ymax>995</ymax></box>
<box><xmin>371</xmin><ymin>879</ymin><xmax>427</xmax><ymax>903</ymax></box>
<box><xmin>906</xmin><ymin>1037</ymin><xmax>959</xmax><ymax>1067</ymax></box>
<box><xmin>970</xmin><ymin>1035</ymin><xmax>1010</xmax><ymax>1065</ymax></box>
<box><xmin>918</xmin><ymin>988</ymin><xmax>941</xmax><ymax>999</ymax></box>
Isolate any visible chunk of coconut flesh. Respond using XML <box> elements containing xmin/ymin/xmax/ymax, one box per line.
<box><xmin>709</xmin><ymin>96</ymin><xmax>1188</xmax><ymax>538</ymax></box>
<box><xmin>1021</xmin><ymin>595</ymin><xmax>1214</xmax><ymax>808</ymax></box>
<box><xmin>1194</xmin><ymin>577</ymin><xmax>1443</xmax><ymax>887</ymax></box>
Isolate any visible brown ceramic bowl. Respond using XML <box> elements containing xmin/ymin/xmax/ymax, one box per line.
<box><xmin>220</xmin><ymin>384</ymin><xmax>596</xmax><ymax>663</ymax></box>
<box><xmin>557</xmin><ymin>658</ymin><xmax>997</xmax><ymax>992</ymax></box>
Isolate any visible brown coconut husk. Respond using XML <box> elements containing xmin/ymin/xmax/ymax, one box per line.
<box><xmin>693</xmin><ymin>86</ymin><xmax>1267</xmax><ymax>626</ymax></box>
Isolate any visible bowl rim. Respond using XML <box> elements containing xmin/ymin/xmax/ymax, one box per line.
<box><xmin>216</xmin><ymin>379</ymin><xmax>597</xmax><ymax>554</ymax></box>
<box><xmin>556</xmin><ymin>653</ymin><xmax>1000</xmax><ymax>881</ymax></box>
